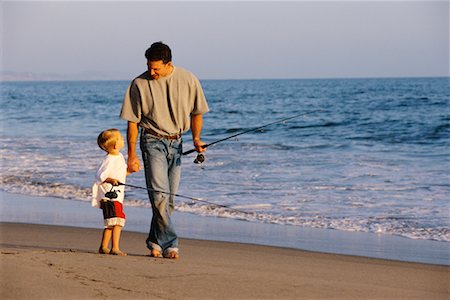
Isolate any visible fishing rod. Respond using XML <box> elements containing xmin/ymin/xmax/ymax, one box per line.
<box><xmin>183</xmin><ymin>110</ymin><xmax>321</xmax><ymax>159</ymax></box>
<box><xmin>119</xmin><ymin>182</ymin><xmax>253</xmax><ymax>215</ymax></box>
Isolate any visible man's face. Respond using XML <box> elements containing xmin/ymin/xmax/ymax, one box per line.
<box><xmin>147</xmin><ymin>60</ymin><xmax>172</xmax><ymax>80</ymax></box>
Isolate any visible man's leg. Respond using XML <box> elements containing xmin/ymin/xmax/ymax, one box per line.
<box><xmin>141</xmin><ymin>135</ymin><xmax>180</xmax><ymax>255</ymax></box>
<box><xmin>164</xmin><ymin>139</ymin><xmax>182</xmax><ymax>258</ymax></box>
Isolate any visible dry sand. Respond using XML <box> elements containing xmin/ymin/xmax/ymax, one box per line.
<box><xmin>1</xmin><ymin>222</ymin><xmax>448</xmax><ymax>300</ymax></box>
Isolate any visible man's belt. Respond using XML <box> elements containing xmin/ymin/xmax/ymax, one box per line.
<box><xmin>143</xmin><ymin>128</ymin><xmax>181</xmax><ymax>140</ymax></box>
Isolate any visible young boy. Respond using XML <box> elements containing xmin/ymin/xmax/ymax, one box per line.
<box><xmin>92</xmin><ymin>128</ymin><xmax>128</xmax><ymax>256</ymax></box>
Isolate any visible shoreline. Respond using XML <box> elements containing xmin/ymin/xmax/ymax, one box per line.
<box><xmin>1</xmin><ymin>191</ymin><xmax>449</xmax><ymax>266</ymax></box>
<box><xmin>1</xmin><ymin>222</ymin><xmax>449</xmax><ymax>299</ymax></box>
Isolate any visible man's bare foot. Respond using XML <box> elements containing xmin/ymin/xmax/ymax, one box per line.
<box><xmin>99</xmin><ymin>247</ymin><xmax>110</xmax><ymax>254</ymax></box>
<box><xmin>150</xmin><ymin>249</ymin><xmax>162</xmax><ymax>258</ymax></box>
<box><xmin>111</xmin><ymin>249</ymin><xmax>127</xmax><ymax>256</ymax></box>
<box><xmin>164</xmin><ymin>250</ymin><xmax>179</xmax><ymax>259</ymax></box>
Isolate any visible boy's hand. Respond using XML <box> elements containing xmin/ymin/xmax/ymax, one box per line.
<box><xmin>104</xmin><ymin>178</ymin><xmax>120</xmax><ymax>186</ymax></box>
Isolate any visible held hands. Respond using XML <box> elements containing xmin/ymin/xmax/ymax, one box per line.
<box><xmin>127</xmin><ymin>154</ymin><xmax>141</xmax><ymax>174</ymax></box>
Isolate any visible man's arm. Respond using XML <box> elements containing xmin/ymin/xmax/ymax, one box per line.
<box><xmin>191</xmin><ymin>114</ymin><xmax>206</xmax><ymax>153</ymax></box>
<box><xmin>127</xmin><ymin>121</ymin><xmax>140</xmax><ymax>173</ymax></box>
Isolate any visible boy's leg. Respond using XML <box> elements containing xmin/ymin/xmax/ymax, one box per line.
<box><xmin>100</xmin><ymin>228</ymin><xmax>112</xmax><ymax>254</ymax></box>
<box><xmin>111</xmin><ymin>225</ymin><xmax>126</xmax><ymax>256</ymax></box>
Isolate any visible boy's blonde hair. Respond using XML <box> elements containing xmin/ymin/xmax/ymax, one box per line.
<box><xmin>97</xmin><ymin>128</ymin><xmax>120</xmax><ymax>152</ymax></box>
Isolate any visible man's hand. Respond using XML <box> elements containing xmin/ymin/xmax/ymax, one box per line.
<box><xmin>193</xmin><ymin>139</ymin><xmax>206</xmax><ymax>153</ymax></box>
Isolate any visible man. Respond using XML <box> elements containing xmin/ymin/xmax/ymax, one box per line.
<box><xmin>120</xmin><ymin>42</ymin><xmax>209</xmax><ymax>259</ymax></box>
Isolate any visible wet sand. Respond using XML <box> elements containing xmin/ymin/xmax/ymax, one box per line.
<box><xmin>1</xmin><ymin>222</ymin><xmax>448</xmax><ymax>299</ymax></box>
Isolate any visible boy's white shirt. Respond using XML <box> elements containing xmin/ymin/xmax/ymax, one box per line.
<box><xmin>91</xmin><ymin>152</ymin><xmax>127</xmax><ymax>208</ymax></box>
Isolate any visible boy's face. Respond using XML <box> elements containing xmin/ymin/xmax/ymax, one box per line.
<box><xmin>115</xmin><ymin>132</ymin><xmax>125</xmax><ymax>150</ymax></box>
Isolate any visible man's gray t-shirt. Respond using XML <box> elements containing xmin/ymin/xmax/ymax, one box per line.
<box><xmin>120</xmin><ymin>66</ymin><xmax>209</xmax><ymax>136</ymax></box>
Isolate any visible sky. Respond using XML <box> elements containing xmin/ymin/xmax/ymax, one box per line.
<box><xmin>1</xmin><ymin>1</ymin><xmax>449</xmax><ymax>80</ymax></box>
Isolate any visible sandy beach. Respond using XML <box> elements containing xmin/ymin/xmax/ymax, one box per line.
<box><xmin>1</xmin><ymin>222</ymin><xmax>448</xmax><ymax>300</ymax></box>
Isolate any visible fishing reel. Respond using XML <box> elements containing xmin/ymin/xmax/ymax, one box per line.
<box><xmin>105</xmin><ymin>186</ymin><xmax>120</xmax><ymax>200</ymax></box>
<box><xmin>194</xmin><ymin>153</ymin><xmax>205</xmax><ymax>164</ymax></box>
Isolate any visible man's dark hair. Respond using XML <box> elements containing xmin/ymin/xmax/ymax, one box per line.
<box><xmin>145</xmin><ymin>42</ymin><xmax>172</xmax><ymax>63</ymax></box>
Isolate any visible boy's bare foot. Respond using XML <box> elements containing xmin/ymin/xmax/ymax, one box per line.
<box><xmin>164</xmin><ymin>250</ymin><xmax>179</xmax><ymax>259</ymax></box>
<box><xmin>111</xmin><ymin>250</ymin><xmax>127</xmax><ymax>256</ymax></box>
<box><xmin>98</xmin><ymin>247</ymin><xmax>110</xmax><ymax>254</ymax></box>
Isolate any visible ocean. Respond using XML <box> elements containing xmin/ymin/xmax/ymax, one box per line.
<box><xmin>1</xmin><ymin>77</ymin><xmax>449</xmax><ymax>245</ymax></box>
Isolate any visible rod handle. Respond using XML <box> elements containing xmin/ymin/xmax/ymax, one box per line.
<box><xmin>183</xmin><ymin>144</ymin><xmax>208</xmax><ymax>156</ymax></box>
<box><xmin>182</xmin><ymin>148</ymin><xmax>197</xmax><ymax>155</ymax></box>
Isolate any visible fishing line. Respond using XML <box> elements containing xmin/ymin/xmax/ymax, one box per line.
<box><xmin>183</xmin><ymin>110</ymin><xmax>322</xmax><ymax>163</ymax></box>
<box><xmin>119</xmin><ymin>182</ymin><xmax>257</xmax><ymax>216</ymax></box>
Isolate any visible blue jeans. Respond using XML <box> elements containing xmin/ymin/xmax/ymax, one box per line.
<box><xmin>140</xmin><ymin>133</ymin><xmax>182</xmax><ymax>254</ymax></box>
